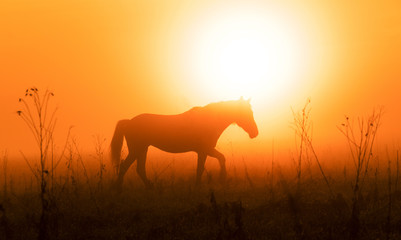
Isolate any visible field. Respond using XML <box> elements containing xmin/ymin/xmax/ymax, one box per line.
<box><xmin>2</xmin><ymin>94</ymin><xmax>401</xmax><ymax>240</ymax></box>
<box><xmin>1</xmin><ymin>143</ymin><xmax>401</xmax><ymax>240</ymax></box>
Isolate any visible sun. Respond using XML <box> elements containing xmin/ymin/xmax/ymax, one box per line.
<box><xmin>182</xmin><ymin>4</ymin><xmax>307</xmax><ymax>108</ymax></box>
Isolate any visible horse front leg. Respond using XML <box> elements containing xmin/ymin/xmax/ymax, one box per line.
<box><xmin>196</xmin><ymin>153</ymin><xmax>207</xmax><ymax>185</ymax></box>
<box><xmin>208</xmin><ymin>148</ymin><xmax>227</xmax><ymax>183</ymax></box>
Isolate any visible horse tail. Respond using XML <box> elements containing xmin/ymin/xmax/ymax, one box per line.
<box><xmin>110</xmin><ymin>119</ymin><xmax>130</xmax><ymax>172</ymax></box>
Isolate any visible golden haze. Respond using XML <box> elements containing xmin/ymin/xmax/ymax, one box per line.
<box><xmin>1</xmin><ymin>0</ymin><xmax>401</xmax><ymax>159</ymax></box>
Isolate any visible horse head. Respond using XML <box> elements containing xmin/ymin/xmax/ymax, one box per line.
<box><xmin>235</xmin><ymin>97</ymin><xmax>259</xmax><ymax>139</ymax></box>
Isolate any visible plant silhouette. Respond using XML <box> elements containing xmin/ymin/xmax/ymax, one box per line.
<box><xmin>17</xmin><ymin>88</ymin><xmax>56</xmax><ymax>240</ymax></box>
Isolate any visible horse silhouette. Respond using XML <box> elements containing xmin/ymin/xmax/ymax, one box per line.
<box><xmin>111</xmin><ymin>97</ymin><xmax>258</xmax><ymax>189</ymax></box>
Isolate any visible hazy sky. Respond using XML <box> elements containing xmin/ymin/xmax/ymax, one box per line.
<box><xmin>1</xmin><ymin>0</ymin><xmax>401</xmax><ymax>158</ymax></box>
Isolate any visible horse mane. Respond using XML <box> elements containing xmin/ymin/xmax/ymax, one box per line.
<box><xmin>187</xmin><ymin>100</ymin><xmax>237</xmax><ymax>116</ymax></box>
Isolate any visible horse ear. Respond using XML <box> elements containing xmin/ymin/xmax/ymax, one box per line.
<box><xmin>247</xmin><ymin>98</ymin><xmax>251</xmax><ymax>103</ymax></box>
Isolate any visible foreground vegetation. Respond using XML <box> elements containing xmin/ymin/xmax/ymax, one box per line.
<box><xmin>2</xmin><ymin>89</ymin><xmax>399</xmax><ymax>239</ymax></box>
<box><xmin>1</xmin><ymin>153</ymin><xmax>401</xmax><ymax>240</ymax></box>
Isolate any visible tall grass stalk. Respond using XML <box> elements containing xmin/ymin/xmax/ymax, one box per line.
<box><xmin>338</xmin><ymin>109</ymin><xmax>382</xmax><ymax>239</ymax></box>
<box><xmin>73</xmin><ymin>139</ymin><xmax>94</xmax><ymax>196</ymax></box>
<box><xmin>291</xmin><ymin>101</ymin><xmax>309</xmax><ymax>193</ymax></box>
<box><xmin>62</xmin><ymin>142</ymin><xmax>78</xmax><ymax>195</ymax></box>
<box><xmin>242</xmin><ymin>157</ymin><xmax>254</xmax><ymax>189</ymax></box>
<box><xmin>292</xmin><ymin>99</ymin><xmax>333</xmax><ymax>198</ymax></box>
<box><xmin>394</xmin><ymin>150</ymin><xmax>399</xmax><ymax>191</ymax></box>
<box><xmin>17</xmin><ymin>88</ymin><xmax>58</xmax><ymax>240</ymax></box>
<box><xmin>271</xmin><ymin>139</ymin><xmax>275</xmax><ymax>200</ymax></box>
<box><xmin>0</xmin><ymin>152</ymin><xmax>11</xmax><ymax>239</ymax></box>
<box><xmin>152</xmin><ymin>160</ymin><xmax>174</xmax><ymax>186</ymax></box>
<box><xmin>73</xmin><ymin>138</ymin><xmax>101</xmax><ymax>212</ymax></box>
<box><xmin>93</xmin><ymin>135</ymin><xmax>106</xmax><ymax>193</ymax></box>
<box><xmin>1</xmin><ymin>151</ymin><xmax>8</xmax><ymax>203</ymax></box>
<box><xmin>386</xmin><ymin>149</ymin><xmax>392</xmax><ymax>240</ymax></box>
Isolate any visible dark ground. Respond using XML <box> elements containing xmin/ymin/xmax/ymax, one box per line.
<box><xmin>2</xmin><ymin>175</ymin><xmax>401</xmax><ymax>240</ymax></box>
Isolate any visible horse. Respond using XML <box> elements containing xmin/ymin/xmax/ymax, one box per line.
<box><xmin>110</xmin><ymin>97</ymin><xmax>258</xmax><ymax>189</ymax></box>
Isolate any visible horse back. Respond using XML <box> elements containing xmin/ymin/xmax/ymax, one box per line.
<box><xmin>125</xmin><ymin>112</ymin><xmax>220</xmax><ymax>152</ymax></box>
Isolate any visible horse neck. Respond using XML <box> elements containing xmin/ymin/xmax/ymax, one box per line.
<box><xmin>212</xmin><ymin>108</ymin><xmax>237</xmax><ymax>133</ymax></box>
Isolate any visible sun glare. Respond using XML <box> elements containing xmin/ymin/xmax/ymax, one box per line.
<box><xmin>183</xmin><ymin>4</ymin><xmax>307</xmax><ymax>107</ymax></box>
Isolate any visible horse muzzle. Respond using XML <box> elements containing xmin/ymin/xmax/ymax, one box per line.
<box><xmin>249</xmin><ymin>129</ymin><xmax>258</xmax><ymax>139</ymax></box>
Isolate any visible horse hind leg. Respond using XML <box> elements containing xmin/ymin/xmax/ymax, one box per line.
<box><xmin>116</xmin><ymin>153</ymin><xmax>137</xmax><ymax>191</ymax></box>
<box><xmin>136</xmin><ymin>147</ymin><xmax>153</xmax><ymax>189</ymax></box>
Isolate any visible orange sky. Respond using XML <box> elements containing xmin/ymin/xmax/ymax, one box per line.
<box><xmin>1</xmin><ymin>0</ymin><xmax>401</xmax><ymax>159</ymax></box>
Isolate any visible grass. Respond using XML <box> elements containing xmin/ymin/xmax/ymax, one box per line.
<box><xmin>17</xmin><ymin>88</ymin><xmax>59</xmax><ymax>240</ymax></box>
<box><xmin>3</xmin><ymin>138</ymin><xmax>401</xmax><ymax>240</ymax></box>
<box><xmin>338</xmin><ymin>109</ymin><xmax>382</xmax><ymax>239</ymax></box>
<box><xmin>2</xmin><ymin>164</ymin><xmax>401</xmax><ymax>240</ymax></box>
<box><xmin>2</xmin><ymin>90</ymin><xmax>401</xmax><ymax>239</ymax></box>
